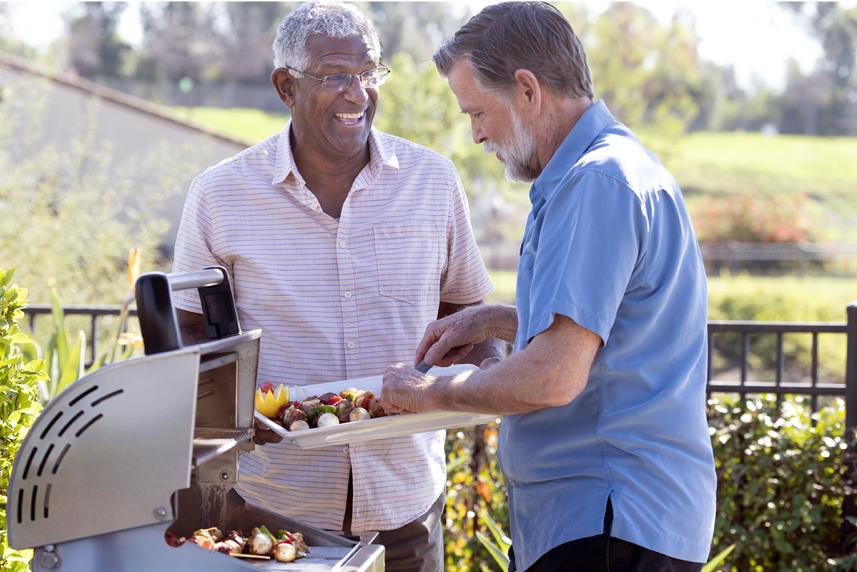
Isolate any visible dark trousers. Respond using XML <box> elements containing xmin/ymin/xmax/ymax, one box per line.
<box><xmin>509</xmin><ymin>498</ymin><xmax>703</xmax><ymax>572</ymax></box>
<box><xmin>343</xmin><ymin>471</ymin><xmax>444</xmax><ymax>572</ymax></box>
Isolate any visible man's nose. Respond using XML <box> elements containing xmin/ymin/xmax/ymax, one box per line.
<box><xmin>342</xmin><ymin>75</ymin><xmax>369</xmax><ymax>105</ymax></box>
<box><xmin>471</xmin><ymin>119</ymin><xmax>486</xmax><ymax>145</ymax></box>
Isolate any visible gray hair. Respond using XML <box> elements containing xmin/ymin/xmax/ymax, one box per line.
<box><xmin>272</xmin><ymin>1</ymin><xmax>382</xmax><ymax>71</ymax></box>
<box><xmin>433</xmin><ymin>2</ymin><xmax>593</xmax><ymax>101</ymax></box>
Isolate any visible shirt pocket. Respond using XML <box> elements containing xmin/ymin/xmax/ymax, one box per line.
<box><xmin>373</xmin><ymin>224</ymin><xmax>443</xmax><ymax>304</ymax></box>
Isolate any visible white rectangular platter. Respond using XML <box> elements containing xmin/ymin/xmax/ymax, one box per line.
<box><xmin>254</xmin><ymin>364</ymin><xmax>497</xmax><ymax>449</ymax></box>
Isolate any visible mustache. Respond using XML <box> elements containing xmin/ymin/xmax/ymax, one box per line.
<box><xmin>483</xmin><ymin>140</ymin><xmax>501</xmax><ymax>154</ymax></box>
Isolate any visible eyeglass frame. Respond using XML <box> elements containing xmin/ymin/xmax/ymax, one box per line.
<box><xmin>283</xmin><ymin>64</ymin><xmax>391</xmax><ymax>92</ymax></box>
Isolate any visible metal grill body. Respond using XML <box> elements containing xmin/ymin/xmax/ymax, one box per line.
<box><xmin>9</xmin><ymin>268</ymin><xmax>384</xmax><ymax>571</ymax></box>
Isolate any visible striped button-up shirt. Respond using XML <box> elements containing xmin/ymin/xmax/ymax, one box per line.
<box><xmin>172</xmin><ymin>125</ymin><xmax>492</xmax><ymax>531</ymax></box>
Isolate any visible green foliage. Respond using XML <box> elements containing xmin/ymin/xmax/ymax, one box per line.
<box><xmin>445</xmin><ymin>398</ymin><xmax>853</xmax><ymax>572</ymax></box>
<box><xmin>475</xmin><ymin>509</ymin><xmax>512</xmax><ymax>572</ymax></box>
<box><xmin>702</xmin><ymin>545</ymin><xmax>736</xmax><ymax>572</ymax></box>
<box><xmin>38</xmin><ymin>250</ymin><xmax>142</xmax><ymax>404</ymax></box>
<box><xmin>445</xmin><ymin>423</ymin><xmax>507</xmax><ymax>572</ymax></box>
<box><xmin>709</xmin><ymin>396</ymin><xmax>853</xmax><ymax>571</ymax></box>
<box><xmin>0</xmin><ymin>269</ymin><xmax>47</xmax><ymax>571</ymax></box>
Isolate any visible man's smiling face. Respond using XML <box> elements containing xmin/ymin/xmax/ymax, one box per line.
<box><xmin>289</xmin><ymin>33</ymin><xmax>380</xmax><ymax>161</ymax></box>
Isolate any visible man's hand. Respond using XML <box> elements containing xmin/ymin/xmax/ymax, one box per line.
<box><xmin>416</xmin><ymin>305</ymin><xmax>494</xmax><ymax>367</ymax></box>
<box><xmin>382</xmin><ymin>363</ymin><xmax>440</xmax><ymax>414</ymax></box>
<box><xmin>253</xmin><ymin>419</ymin><xmax>283</xmax><ymax>444</ymax></box>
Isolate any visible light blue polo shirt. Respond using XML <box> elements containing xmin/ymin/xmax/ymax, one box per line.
<box><xmin>500</xmin><ymin>100</ymin><xmax>715</xmax><ymax>570</ymax></box>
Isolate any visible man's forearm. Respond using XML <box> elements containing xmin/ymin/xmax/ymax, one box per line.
<box><xmin>425</xmin><ymin>315</ymin><xmax>599</xmax><ymax>416</ymax></box>
<box><xmin>428</xmin><ymin>348</ymin><xmax>565</xmax><ymax>416</ymax></box>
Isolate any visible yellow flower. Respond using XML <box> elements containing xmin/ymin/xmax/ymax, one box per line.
<box><xmin>255</xmin><ymin>384</ymin><xmax>290</xmax><ymax>418</ymax></box>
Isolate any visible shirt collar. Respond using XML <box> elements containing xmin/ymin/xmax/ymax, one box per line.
<box><xmin>529</xmin><ymin>100</ymin><xmax>615</xmax><ymax>204</ymax></box>
<box><xmin>271</xmin><ymin>122</ymin><xmax>399</xmax><ymax>186</ymax></box>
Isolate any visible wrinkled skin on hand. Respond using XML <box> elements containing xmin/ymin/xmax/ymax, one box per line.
<box><xmin>381</xmin><ymin>363</ymin><xmax>439</xmax><ymax>414</ymax></box>
<box><xmin>415</xmin><ymin>305</ymin><xmax>491</xmax><ymax>367</ymax></box>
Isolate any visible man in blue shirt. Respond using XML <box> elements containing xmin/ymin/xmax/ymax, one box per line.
<box><xmin>381</xmin><ymin>2</ymin><xmax>716</xmax><ymax>571</ymax></box>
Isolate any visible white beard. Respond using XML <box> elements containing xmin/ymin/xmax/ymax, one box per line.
<box><xmin>484</xmin><ymin>108</ymin><xmax>538</xmax><ymax>183</ymax></box>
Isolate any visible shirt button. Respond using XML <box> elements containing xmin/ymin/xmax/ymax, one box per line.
<box><xmin>346</xmin><ymin>341</ymin><xmax>356</xmax><ymax>349</ymax></box>
<box><xmin>338</xmin><ymin>240</ymin><xmax>347</xmax><ymax>248</ymax></box>
<box><xmin>343</xmin><ymin>291</ymin><xmax>352</xmax><ymax>298</ymax></box>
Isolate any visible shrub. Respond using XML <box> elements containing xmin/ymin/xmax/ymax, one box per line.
<box><xmin>692</xmin><ymin>193</ymin><xmax>815</xmax><ymax>244</ymax></box>
<box><xmin>709</xmin><ymin>396</ymin><xmax>854</xmax><ymax>571</ymax></box>
<box><xmin>0</xmin><ymin>269</ymin><xmax>47</xmax><ymax>571</ymax></box>
<box><xmin>444</xmin><ymin>396</ymin><xmax>854</xmax><ymax>572</ymax></box>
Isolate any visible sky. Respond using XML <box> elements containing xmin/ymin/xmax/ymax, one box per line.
<box><xmin>2</xmin><ymin>0</ymin><xmax>827</xmax><ymax>90</ymax></box>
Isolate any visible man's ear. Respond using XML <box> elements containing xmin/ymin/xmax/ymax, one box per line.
<box><xmin>272</xmin><ymin>68</ymin><xmax>297</xmax><ymax>108</ymax></box>
<box><xmin>512</xmin><ymin>69</ymin><xmax>542</xmax><ymax>113</ymax></box>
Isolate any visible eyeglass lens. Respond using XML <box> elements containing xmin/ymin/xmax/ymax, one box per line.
<box><xmin>322</xmin><ymin>69</ymin><xmax>388</xmax><ymax>91</ymax></box>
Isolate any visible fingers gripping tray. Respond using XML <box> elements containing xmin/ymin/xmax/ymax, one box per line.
<box><xmin>7</xmin><ymin>347</ymin><xmax>201</xmax><ymax>549</ymax></box>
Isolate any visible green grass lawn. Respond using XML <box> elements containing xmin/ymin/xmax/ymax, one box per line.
<box><xmin>489</xmin><ymin>270</ymin><xmax>857</xmax><ymax>321</ymax></box>
<box><xmin>169</xmin><ymin>106</ymin><xmax>287</xmax><ymax>144</ymax></box>
<box><xmin>175</xmin><ymin>106</ymin><xmax>857</xmax><ymax>240</ymax></box>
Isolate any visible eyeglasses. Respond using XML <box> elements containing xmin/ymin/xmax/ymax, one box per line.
<box><xmin>284</xmin><ymin>65</ymin><xmax>391</xmax><ymax>92</ymax></box>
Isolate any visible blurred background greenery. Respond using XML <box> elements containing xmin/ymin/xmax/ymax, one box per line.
<box><xmin>2</xmin><ymin>2</ymin><xmax>857</xmax><ymax>571</ymax></box>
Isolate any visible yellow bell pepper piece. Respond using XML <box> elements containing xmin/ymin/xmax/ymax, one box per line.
<box><xmin>255</xmin><ymin>385</ymin><xmax>290</xmax><ymax>418</ymax></box>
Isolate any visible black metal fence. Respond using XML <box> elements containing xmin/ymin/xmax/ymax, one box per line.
<box><xmin>23</xmin><ymin>305</ymin><xmax>137</xmax><ymax>368</ymax></box>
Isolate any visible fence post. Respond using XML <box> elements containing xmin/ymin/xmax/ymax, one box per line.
<box><xmin>845</xmin><ymin>303</ymin><xmax>857</xmax><ymax>550</ymax></box>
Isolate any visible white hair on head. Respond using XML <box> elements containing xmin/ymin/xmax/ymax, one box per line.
<box><xmin>272</xmin><ymin>1</ymin><xmax>382</xmax><ymax>71</ymax></box>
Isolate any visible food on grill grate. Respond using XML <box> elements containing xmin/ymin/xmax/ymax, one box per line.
<box><xmin>166</xmin><ymin>525</ymin><xmax>309</xmax><ymax>562</ymax></box>
<box><xmin>259</xmin><ymin>387</ymin><xmax>388</xmax><ymax>431</ymax></box>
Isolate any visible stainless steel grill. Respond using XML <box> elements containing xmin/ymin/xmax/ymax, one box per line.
<box><xmin>7</xmin><ymin>267</ymin><xmax>384</xmax><ymax>571</ymax></box>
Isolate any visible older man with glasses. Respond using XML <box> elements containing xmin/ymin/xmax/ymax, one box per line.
<box><xmin>171</xmin><ymin>2</ymin><xmax>500</xmax><ymax>570</ymax></box>
<box><xmin>383</xmin><ymin>2</ymin><xmax>716</xmax><ymax>571</ymax></box>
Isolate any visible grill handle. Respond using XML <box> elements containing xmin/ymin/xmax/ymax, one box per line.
<box><xmin>135</xmin><ymin>266</ymin><xmax>241</xmax><ymax>355</ymax></box>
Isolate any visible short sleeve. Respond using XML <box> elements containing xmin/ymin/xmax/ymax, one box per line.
<box><xmin>171</xmin><ymin>175</ymin><xmax>230</xmax><ymax>314</ymax></box>
<box><xmin>526</xmin><ymin>170</ymin><xmax>645</xmax><ymax>345</ymax></box>
<box><xmin>439</xmin><ymin>171</ymin><xmax>493</xmax><ymax>304</ymax></box>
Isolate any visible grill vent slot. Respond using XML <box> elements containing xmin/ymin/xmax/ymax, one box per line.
<box><xmin>37</xmin><ymin>444</ymin><xmax>54</xmax><ymax>477</ymax></box>
<box><xmin>52</xmin><ymin>444</ymin><xmax>71</xmax><ymax>475</ymax></box>
<box><xmin>44</xmin><ymin>483</ymin><xmax>52</xmax><ymax>519</ymax></box>
<box><xmin>22</xmin><ymin>447</ymin><xmax>37</xmax><ymax>480</ymax></box>
<box><xmin>69</xmin><ymin>385</ymin><xmax>99</xmax><ymax>406</ymax></box>
<box><xmin>58</xmin><ymin>411</ymin><xmax>84</xmax><ymax>437</ymax></box>
<box><xmin>91</xmin><ymin>389</ymin><xmax>123</xmax><ymax>407</ymax></box>
<box><xmin>75</xmin><ymin>414</ymin><xmax>103</xmax><ymax>438</ymax></box>
<box><xmin>39</xmin><ymin>411</ymin><xmax>64</xmax><ymax>440</ymax></box>
<box><xmin>30</xmin><ymin>485</ymin><xmax>38</xmax><ymax>522</ymax></box>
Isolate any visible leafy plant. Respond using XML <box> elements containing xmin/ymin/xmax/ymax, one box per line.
<box><xmin>37</xmin><ymin>249</ymin><xmax>142</xmax><ymax>404</ymax></box>
<box><xmin>702</xmin><ymin>544</ymin><xmax>736</xmax><ymax>572</ymax></box>
<box><xmin>708</xmin><ymin>395</ymin><xmax>853</xmax><ymax>571</ymax></box>
<box><xmin>475</xmin><ymin>510</ymin><xmax>511</xmax><ymax>572</ymax></box>
<box><xmin>0</xmin><ymin>268</ymin><xmax>47</xmax><ymax>571</ymax></box>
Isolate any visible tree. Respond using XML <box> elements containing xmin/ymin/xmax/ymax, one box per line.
<box><xmin>63</xmin><ymin>2</ymin><xmax>130</xmax><ymax>79</ymax></box>
<box><xmin>785</xmin><ymin>2</ymin><xmax>857</xmax><ymax>135</ymax></box>
<box><xmin>220</xmin><ymin>2</ymin><xmax>286</xmax><ymax>83</ymax></box>
<box><xmin>137</xmin><ymin>3</ymin><xmax>221</xmax><ymax>83</ymax></box>
<box><xmin>366</xmin><ymin>2</ymin><xmax>466</xmax><ymax>63</ymax></box>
